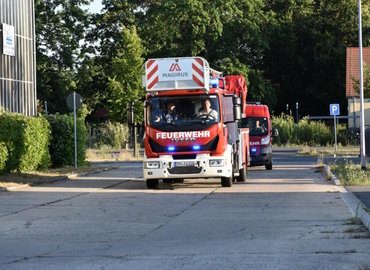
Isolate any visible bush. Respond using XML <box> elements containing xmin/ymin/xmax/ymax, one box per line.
<box><xmin>0</xmin><ymin>113</ymin><xmax>51</xmax><ymax>172</ymax></box>
<box><xmin>47</xmin><ymin>114</ymin><xmax>87</xmax><ymax>167</ymax></box>
<box><xmin>88</xmin><ymin>121</ymin><xmax>129</xmax><ymax>149</ymax></box>
<box><xmin>0</xmin><ymin>142</ymin><xmax>8</xmax><ymax>172</ymax></box>
<box><xmin>271</xmin><ymin>113</ymin><xmax>296</xmax><ymax>145</ymax></box>
<box><xmin>272</xmin><ymin>114</ymin><xmax>333</xmax><ymax>146</ymax></box>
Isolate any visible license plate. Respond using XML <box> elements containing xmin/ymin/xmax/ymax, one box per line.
<box><xmin>174</xmin><ymin>161</ymin><xmax>196</xmax><ymax>167</ymax></box>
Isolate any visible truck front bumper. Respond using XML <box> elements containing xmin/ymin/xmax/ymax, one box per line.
<box><xmin>143</xmin><ymin>147</ymin><xmax>233</xmax><ymax>180</ymax></box>
<box><xmin>249</xmin><ymin>145</ymin><xmax>272</xmax><ymax>166</ymax></box>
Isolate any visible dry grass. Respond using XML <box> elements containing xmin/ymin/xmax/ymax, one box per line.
<box><xmin>298</xmin><ymin>146</ymin><xmax>360</xmax><ymax>156</ymax></box>
<box><xmin>86</xmin><ymin>149</ymin><xmax>143</xmax><ymax>161</ymax></box>
<box><xmin>0</xmin><ymin>166</ymin><xmax>101</xmax><ymax>188</ymax></box>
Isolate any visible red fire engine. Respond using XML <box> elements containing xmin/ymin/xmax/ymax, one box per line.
<box><xmin>143</xmin><ymin>57</ymin><xmax>249</xmax><ymax>188</ymax></box>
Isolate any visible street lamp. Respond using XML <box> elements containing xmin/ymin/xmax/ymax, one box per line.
<box><xmin>358</xmin><ymin>0</ymin><xmax>366</xmax><ymax>169</ymax></box>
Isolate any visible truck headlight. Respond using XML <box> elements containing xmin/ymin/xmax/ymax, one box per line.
<box><xmin>261</xmin><ymin>136</ymin><xmax>270</xmax><ymax>145</ymax></box>
<box><xmin>209</xmin><ymin>159</ymin><xmax>225</xmax><ymax>167</ymax></box>
<box><xmin>144</xmin><ymin>161</ymin><xmax>161</xmax><ymax>169</ymax></box>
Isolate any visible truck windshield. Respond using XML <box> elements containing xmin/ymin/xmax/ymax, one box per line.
<box><xmin>240</xmin><ymin>117</ymin><xmax>268</xmax><ymax>136</ymax></box>
<box><xmin>147</xmin><ymin>95</ymin><xmax>220</xmax><ymax>131</ymax></box>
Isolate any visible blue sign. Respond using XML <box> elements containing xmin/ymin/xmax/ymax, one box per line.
<box><xmin>330</xmin><ymin>104</ymin><xmax>340</xmax><ymax>116</ymax></box>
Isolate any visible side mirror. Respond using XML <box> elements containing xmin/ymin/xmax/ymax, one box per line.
<box><xmin>234</xmin><ymin>105</ymin><xmax>241</xmax><ymax>121</ymax></box>
<box><xmin>271</xmin><ymin>128</ymin><xmax>279</xmax><ymax>137</ymax></box>
<box><xmin>233</xmin><ymin>95</ymin><xmax>241</xmax><ymax>121</ymax></box>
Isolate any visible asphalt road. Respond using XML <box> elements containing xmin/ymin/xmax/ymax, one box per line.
<box><xmin>1</xmin><ymin>151</ymin><xmax>370</xmax><ymax>270</ymax></box>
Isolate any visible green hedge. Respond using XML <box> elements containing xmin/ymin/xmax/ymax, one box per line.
<box><xmin>47</xmin><ymin>114</ymin><xmax>87</xmax><ymax>167</ymax></box>
<box><xmin>0</xmin><ymin>113</ymin><xmax>51</xmax><ymax>172</ymax></box>
<box><xmin>0</xmin><ymin>142</ymin><xmax>8</xmax><ymax>172</ymax></box>
<box><xmin>272</xmin><ymin>114</ymin><xmax>333</xmax><ymax>146</ymax></box>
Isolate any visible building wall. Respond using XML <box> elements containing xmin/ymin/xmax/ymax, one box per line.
<box><xmin>0</xmin><ymin>0</ymin><xmax>36</xmax><ymax>116</ymax></box>
<box><xmin>348</xmin><ymin>98</ymin><xmax>370</xmax><ymax>128</ymax></box>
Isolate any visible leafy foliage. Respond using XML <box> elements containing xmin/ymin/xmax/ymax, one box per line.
<box><xmin>35</xmin><ymin>0</ymin><xmax>91</xmax><ymax>113</ymax></box>
<box><xmin>353</xmin><ymin>64</ymin><xmax>370</xmax><ymax>98</ymax></box>
<box><xmin>0</xmin><ymin>142</ymin><xmax>8</xmax><ymax>173</ymax></box>
<box><xmin>47</xmin><ymin>114</ymin><xmax>87</xmax><ymax>167</ymax></box>
<box><xmin>272</xmin><ymin>114</ymin><xmax>333</xmax><ymax>146</ymax></box>
<box><xmin>108</xmin><ymin>25</ymin><xmax>145</xmax><ymax>123</ymax></box>
<box><xmin>35</xmin><ymin>0</ymin><xmax>370</xmax><ymax>120</ymax></box>
<box><xmin>0</xmin><ymin>114</ymin><xmax>51</xmax><ymax>172</ymax></box>
<box><xmin>89</xmin><ymin>121</ymin><xmax>129</xmax><ymax>149</ymax></box>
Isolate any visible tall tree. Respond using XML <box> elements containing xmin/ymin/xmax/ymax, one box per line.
<box><xmin>264</xmin><ymin>0</ymin><xmax>370</xmax><ymax>116</ymax></box>
<box><xmin>107</xmin><ymin>25</ymin><xmax>145</xmax><ymax>123</ymax></box>
<box><xmin>35</xmin><ymin>0</ymin><xmax>91</xmax><ymax>113</ymax></box>
<box><xmin>80</xmin><ymin>0</ymin><xmax>137</xmax><ymax>119</ymax></box>
<box><xmin>137</xmin><ymin>0</ymin><xmax>276</xmax><ymax>106</ymax></box>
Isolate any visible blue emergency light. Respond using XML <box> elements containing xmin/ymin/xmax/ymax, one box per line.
<box><xmin>250</xmin><ymin>147</ymin><xmax>258</xmax><ymax>154</ymax></box>
<box><xmin>168</xmin><ymin>146</ymin><xmax>176</xmax><ymax>151</ymax></box>
<box><xmin>192</xmin><ymin>145</ymin><xmax>201</xmax><ymax>151</ymax></box>
<box><xmin>210</xmin><ymin>78</ymin><xmax>219</xmax><ymax>88</ymax></box>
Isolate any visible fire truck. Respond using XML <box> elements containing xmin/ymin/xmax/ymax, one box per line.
<box><xmin>240</xmin><ymin>103</ymin><xmax>278</xmax><ymax>170</ymax></box>
<box><xmin>142</xmin><ymin>57</ymin><xmax>249</xmax><ymax>189</ymax></box>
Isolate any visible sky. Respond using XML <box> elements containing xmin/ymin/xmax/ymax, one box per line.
<box><xmin>88</xmin><ymin>0</ymin><xmax>103</xmax><ymax>13</ymax></box>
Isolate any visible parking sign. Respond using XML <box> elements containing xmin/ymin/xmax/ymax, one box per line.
<box><xmin>330</xmin><ymin>104</ymin><xmax>340</xmax><ymax>116</ymax></box>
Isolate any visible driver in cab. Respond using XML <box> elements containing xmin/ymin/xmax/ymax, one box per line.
<box><xmin>199</xmin><ymin>98</ymin><xmax>218</xmax><ymax>121</ymax></box>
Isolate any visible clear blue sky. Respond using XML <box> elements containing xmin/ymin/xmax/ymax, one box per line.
<box><xmin>88</xmin><ymin>0</ymin><xmax>103</xmax><ymax>13</ymax></box>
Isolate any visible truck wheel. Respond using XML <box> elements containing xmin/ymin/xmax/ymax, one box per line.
<box><xmin>146</xmin><ymin>179</ymin><xmax>159</xmax><ymax>189</ymax></box>
<box><xmin>221</xmin><ymin>176</ymin><xmax>232</xmax><ymax>187</ymax></box>
<box><xmin>265</xmin><ymin>163</ymin><xmax>272</xmax><ymax>170</ymax></box>
<box><xmin>237</xmin><ymin>165</ymin><xmax>247</xmax><ymax>182</ymax></box>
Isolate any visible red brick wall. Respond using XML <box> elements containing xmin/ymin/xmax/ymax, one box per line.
<box><xmin>346</xmin><ymin>47</ymin><xmax>370</xmax><ymax>97</ymax></box>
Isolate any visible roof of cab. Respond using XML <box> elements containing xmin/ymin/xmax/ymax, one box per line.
<box><xmin>245</xmin><ymin>104</ymin><xmax>270</xmax><ymax>118</ymax></box>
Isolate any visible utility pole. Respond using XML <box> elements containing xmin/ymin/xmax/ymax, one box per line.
<box><xmin>358</xmin><ymin>0</ymin><xmax>367</xmax><ymax>169</ymax></box>
<box><xmin>296</xmin><ymin>102</ymin><xmax>299</xmax><ymax>124</ymax></box>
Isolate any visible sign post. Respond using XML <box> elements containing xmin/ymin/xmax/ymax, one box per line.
<box><xmin>330</xmin><ymin>104</ymin><xmax>340</xmax><ymax>157</ymax></box>
<box><xmin>66</xmin><ymin>93</ymin><xmax>83</xmax><ymax>170</ymax></box>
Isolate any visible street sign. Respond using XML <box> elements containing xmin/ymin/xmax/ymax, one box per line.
<box><xmin>330</xmin><ymin>104</ymin><xmax>340</xmax><ymax>116</ymax></box>
<box><xmin>330</xmin><ymin>104</ymin><xmax>340</xmax><ymax>157</ymax></box>
<box><xmin>67</xmin><ymin>93</ymin><xmax>83</xmax><ymax>110</ymax></box>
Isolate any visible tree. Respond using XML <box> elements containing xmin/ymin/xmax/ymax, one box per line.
<box><xmin>264</xmin><ymin>0</ymin><xmax>370</xmax><ymax>116</ymax></box>
<box><xmin>353</xmin><ymin>64</ymin><xmax>370</xmax><ymax>98</ymax></box>
<box><xmin>137</xmin><ymin>0</ymin><xmax>276</xmax><ymax>106</ymax></box>
<box><xmin>107</xmin><ymin>25</ymin><xmax>145</xmax><ymax>123</ymax></box>
<box><xmin>35</xmin><ymin>0</ymin><xmax>91</xmax><ymax>113</ymax></box>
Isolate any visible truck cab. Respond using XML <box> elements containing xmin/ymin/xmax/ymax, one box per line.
<box><xmin>240</xmin><ymin>103</ymin><xmax>277</xmax><ymax>170</ymax></box>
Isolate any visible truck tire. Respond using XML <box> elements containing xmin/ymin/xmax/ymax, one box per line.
<box><xmin>265</xmin><ymin>163</ymin><xmax>272</xmax><ymax>170</ymax></box>
<box><xmin>221</xmin><ymin>176</ymin><xmax>232</xmax><ymax>187</ymax></box>
<box><xmin>146</xmin><ymin>179</ymin><xmax>159</xmax><ymax>189</ymax></box>
<box><xmin>237</xmin><ymin>165</ymin><xmax>247</xmax><ymax>182</ymax></box>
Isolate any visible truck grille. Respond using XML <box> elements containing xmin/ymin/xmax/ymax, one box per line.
<box><xmin>168</xmin><ymin>166</ymin><xmax>203</xmax><ymax>174</ymax></box>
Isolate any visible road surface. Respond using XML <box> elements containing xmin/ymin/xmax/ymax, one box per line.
<box><xmin>0</xmin><ymin>151</ymin><xmax>369</xmax><ymax>269</ymax></box>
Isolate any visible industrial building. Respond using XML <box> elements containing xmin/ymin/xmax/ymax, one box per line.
<box><xmin>0</xmin><ymin>0</ymin><xmax>36</xmax><ymax>116</ymax></box>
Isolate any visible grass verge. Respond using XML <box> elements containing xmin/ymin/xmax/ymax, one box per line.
<box><xmin>331</xmin><ymin>162</ymin><xmax>370</xmax><ymax>186</ymax></box>
<box><xmin>298</xmin><ymin>146</ymin><xmax>360</xmax><ymax>156</ymax></box>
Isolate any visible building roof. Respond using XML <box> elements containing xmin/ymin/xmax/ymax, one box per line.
<box><xmin>346</xmin><ymin>47</ymin><xmax>370</xmax><ymax>97</ymax></box>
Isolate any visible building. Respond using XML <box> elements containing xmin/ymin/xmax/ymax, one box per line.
<box><xmin>346</xmin><ymin>47</ymin><xmax>370</xmax><ymax>128</ymax></box>
<box><xmin>0</xmin><ymin>0</ymin><xmax>37</xmax><ymax>116</ymax></box>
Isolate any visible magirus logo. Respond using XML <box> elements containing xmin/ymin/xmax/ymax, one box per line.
<box><xmin>169</xmin><ymin>63</ymin><xmax>181</xmax><ymax>72</ymax></box>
